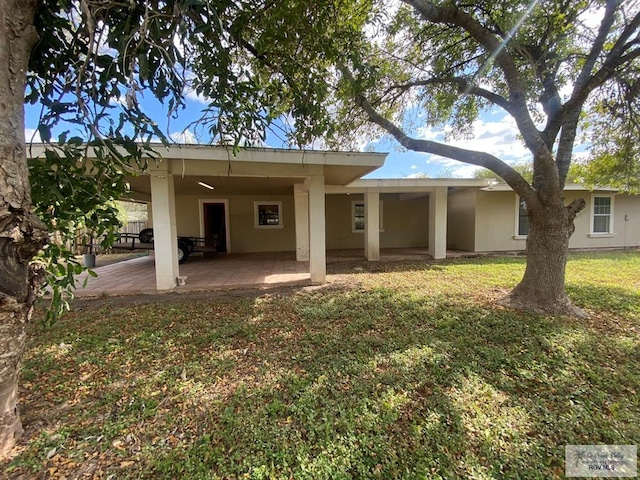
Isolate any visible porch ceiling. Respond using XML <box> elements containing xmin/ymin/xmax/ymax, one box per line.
<box><xmin>126</xmin><ymin>174</ymin><xmax>304</xmax><ymax>197</ymax></box>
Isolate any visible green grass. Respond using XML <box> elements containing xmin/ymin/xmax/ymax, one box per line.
<box><xmin>5</xmin><ymin>251</ymin><xmax>640</xmax><ymax>479</ymax></box>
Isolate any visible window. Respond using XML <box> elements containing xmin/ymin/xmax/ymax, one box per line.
<box><xmin>352</xmin><ymin>200</ymin><xmax>383</xmax><ymax>232</ymax></box>
<box><xmin>517</xmin><ymin>196</ymin><xmax>529</xmax><ymax>236</ymax></box>
<box><xmin>591</xmin><ymin>195</ymin><xmax>614</xmax><ymax>234</ymax></box>
<box><xmin>254</xmin><ymin>201</ymin><xmax>283</xmax><ymax>228</ymax></box>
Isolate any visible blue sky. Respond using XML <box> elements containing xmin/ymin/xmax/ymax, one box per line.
<box><xmin>23</xmin><ymin>89</ymin><xmax>566</xmax><ymax>180</ymax></box>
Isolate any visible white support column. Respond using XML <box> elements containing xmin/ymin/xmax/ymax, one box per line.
<box><xmin>429</xmin><ymin>186</ymin><xmax>448</xmax><ymax>260</ymax></box>
<box><xmin>294</xmin><ymin>183</ymin><xmax>310</xmax><ymax>261</ymax></box>
<box><xmin>308</xmin><ymin>175</ymin><xmax>326</xmax><ymax>283</ymax></box>
<box><xmin>364</xmin><ymin>191</ymin><xmax>380</xmax><ymax>261</ymax></box>
<box><xmin>150</xmin><ymin>173</ymin><xmax>179</xmax><ymax>291</ymax></box>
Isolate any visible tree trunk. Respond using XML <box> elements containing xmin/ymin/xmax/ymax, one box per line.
<box><xmin>0</xmin><ymin>0</ymin><xmax>46</xmax><ymax>458</ymax></box>
<box><xmin>502</xmin><ymin>198</ymin><xmax>587</xmax><ymax>317</ymax></box>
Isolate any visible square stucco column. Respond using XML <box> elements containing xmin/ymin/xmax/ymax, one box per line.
<box><xmin>294</xmin><ymin>183</ymin><xmax>310</xmax><ymax>262</ymax></box>
<box><xmin>150</xmin><ymin>173</ymin><xmax>179</xmax><ymax>291</ymax></box>
<box><xmin>429</xmin><ymin>186</ymin><xmax>448</xmax><ymax>260</ymax></box>
<box><xmin>364</xmin><ymin>191</ymin><xmax>380</xmax><ymax>261</ymax></box>
<box><xmin>308</xmin><ymin>175</ymin><xmax>326</xmax><ymax>283</ymax></box>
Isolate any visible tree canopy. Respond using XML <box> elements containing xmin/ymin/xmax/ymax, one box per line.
<box><xmin>219</xmin><ymin>0</ymin><xmax>640</xmax><ymax>315</ymax></box>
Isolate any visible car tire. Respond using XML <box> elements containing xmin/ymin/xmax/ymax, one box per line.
<box><xmin>178</xmin><ymin>241</ymin><xmax>190</xmax><ymax>264</ymax></box>
<box><xmin>139</xmin><ymin>228</ymin><xmax>154</xmax><ymax>243</ymax></box>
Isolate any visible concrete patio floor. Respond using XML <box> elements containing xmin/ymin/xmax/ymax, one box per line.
<box><xmin>74</xmin><ymin>248</ymin><xmax>437</xmax><ymax>297</ymax></box>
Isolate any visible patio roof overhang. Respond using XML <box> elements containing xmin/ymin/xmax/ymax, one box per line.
<box><xmin>28</xmin><ymin>143</ymin><xmax>387</xmax><ymax>201</ymax></box>
<box><xmin>127</xmin><ymin>147</ymin><xmax>386</xmax><ymax>200</ymax></box>
<box><xmin>326</xmin><ymin>177</ymin><xmax>491</xmax><ymax>194</ymax></box>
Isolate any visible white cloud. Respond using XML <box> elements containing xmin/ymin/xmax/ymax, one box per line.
<box><xmin>185</xmin><ymin>87</ymin><xmax>209</xmax><ymax>105</ymax></box>
<box><xmin>410</xmin><ymin>164</ymin><xmax>417</xmax><ymax>169</ymax></box>
<box><xmin>406</xmin><ymin>172</ymin><xmax>429</xmax><ymax>178</ymax></box>
<box><xmin>416</xmin><ymin>114</ymin><xmax>531</xmax><ymax>165</ymax></box>
<box><xmin>170</xmin><ymin>129</ymin><xmax>198</xmax><ymax>144</ymax></box>
<box><xmin>449</xmin><ymin>163</ymin><xmax>483</xmax><ymax>178</ymax></box>
<box><xmin>25</xmin><ymin>128</ymin><xmax>42</xmax><ymax>143</ymax></box>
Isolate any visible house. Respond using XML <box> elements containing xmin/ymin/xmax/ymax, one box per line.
<box><xmin>31</xmin><ymin>144</ymin><xmax>640</xmax><ymax>291</ymax></box>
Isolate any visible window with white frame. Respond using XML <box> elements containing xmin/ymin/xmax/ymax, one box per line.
<box><xmin>254</xmin><ymin>201</ymin><xmax>283</xmax><ymax>228</ymax></box>
<box><xmin>591</xmin><ymin>195</ymin><xmax>614</xmax><ymax>234</ymax></box>
<box><xmin>516</xmin><ymin>196</ymin><xmax>529</xmax><ymax>237</ymax></box>
<box><xmin>352</xmin><ymin>200</ymin><xmax>383</xmax><ymax>232</ymax></box>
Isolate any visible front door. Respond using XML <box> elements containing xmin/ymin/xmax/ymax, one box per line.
<box><xmin>203</xmin><ymin>203</ymin><xmax>227</xmax><ymax>253</ymax></box>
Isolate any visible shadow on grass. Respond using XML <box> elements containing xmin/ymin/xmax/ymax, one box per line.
<box><xmin>328</xmin><ymin>255</ymin><xmax>529</xmax><ymax>275</ymax></box>
<box><xmin>567</xmin><ymin>282</ymin><xmax>640</xmax><ymax>319</ymax></box>
<box><xmin>10</xmin><ymin>282</ymin><xmax>639</xmax><ymax>479</ymax></box>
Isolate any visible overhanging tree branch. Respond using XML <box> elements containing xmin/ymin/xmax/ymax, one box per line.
<box><xmin>401</xmin><ymin>0</ymin><xmax>560</xmax><ymax>196</ymax></box>
<box><xmin>386</xmin><ymin>77</ymin><xmax>515</xmax><ymax>115</ymax></box>
<box><xmin>341</xmin><ymin>68</ymin><xmax>538</xmax><ymax>207</ymax></box>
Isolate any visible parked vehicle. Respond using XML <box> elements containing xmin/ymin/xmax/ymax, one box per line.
<box><xmin>115</xmin><ymin>228</ymin><xmax>214</xmax><ymax>263</ymax></box>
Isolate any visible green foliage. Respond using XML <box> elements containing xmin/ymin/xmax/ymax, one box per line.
<box><xmin>236</xmin><ymin>0</ymin><xmax>640</xmax><ymax>194</ymax></box>
<box><xmin>578</xmin><ymin>73</ymin><xmax>640</xmax><ymax>193</ymax></box>
<box><xmin>28</xmin><ymin>1</ymin><xmax>335</xmax><ymax>319</ymax></box>
<box><xmin>475</xmin><ymin>161</ymin><xmax>584</xmax><ymax>184</ymax></box>
<box><xmin>28</xmin><ymin>141</ymin><xmax>155</xmax><ymax>324</ymax></box>
<box><xmin>6</xmin><ymin>252</ymin><xmax>639</xmax><ymax>478</ymax></box>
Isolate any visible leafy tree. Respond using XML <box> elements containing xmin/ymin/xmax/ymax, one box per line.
<box><xmin>0</xmin><ymin>0</ymin><xmax>296</xmax><ymax>457</ymax></box>
<box><xmin>577</xmin><ymin>71</ymin><xmax>640</xmax><ymax>193</ymax></box>
<box><xmin>230</xmin><ymin>0</ymin><xmax>640</xmax><ymax>316</ymax></box>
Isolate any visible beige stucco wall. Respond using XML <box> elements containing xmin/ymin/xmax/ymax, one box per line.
<box><xmin>569</xmin><ymin>192</ymin><xmax>640</xmax><ymax>249</ymax></box>
<box><xmin>473</xmin><ymin>190</ymin><xmax>522</xmax><ymax>252</ymax></box>
<box><xmin>473</xmin><ymin>190</ymin><xmax>640</xmax><ymax>252</ymax></box>
<box><xmin>147</xmin><ymin>187</ymin><xmax>640</xmax><ymax>255</ymax></box>
<box><xmin>325</xmin><ymin>193</ymin><xmax>429</xmax><ymax>250</ymax></box>
<box><xmin>151</xmin><ymin>194</ymin><xmax>296</xmax><ymax>253</ymax></box>
<box><xmin>447</xmin><ymin>189</ymin><xmax>476</xmax><ymax>251</ymax></box>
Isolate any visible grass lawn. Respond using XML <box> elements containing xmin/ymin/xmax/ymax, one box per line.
<box><xmin>4</xmin><ymin>251</ymin><xmax>639</xmax><ymax>479</ymax></box>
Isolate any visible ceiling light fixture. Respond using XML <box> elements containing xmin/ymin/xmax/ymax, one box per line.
<box><xmin>198</xmin><ymin>181</ymin><xmax>215</xmax><ymax>190</ymax></box>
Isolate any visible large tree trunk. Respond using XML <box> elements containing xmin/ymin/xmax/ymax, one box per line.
<box><xmin>502</xmin><ymin>198</ymin><xmax>587</xmax><ymax>317</ymax></box>
<box><xmin>0</xmin><ymin>0</ymin><xmax>46</xmax><ymax>458</ymax></box>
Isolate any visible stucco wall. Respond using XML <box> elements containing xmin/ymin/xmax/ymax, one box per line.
<box><xmin>474</xmin><ymin>190</ymin><xmax>640</xmax><ymax>252</ymax></box>
<box><xmin>154</xmin><ymin>194</ymin><xmax>297</xmax><ymax>253</ymax></box>
<box><xmin>569</xmin><ymin>192</ymin><xmax>640</xmax><ymax>249</ymax></box>
<box><xmin>474</xmin><ymin>190</ymin><xmax>522</xmax><ymax>252</ymax></box>
<box><xmin>325</xmin><ymin>193</ymin><xmax>429</xmax><ymax>250</ymax></box>
<box><xmin>446</xmin><ymin>189</ymin><xmax>476</xmax><ymax>251</ymax></box>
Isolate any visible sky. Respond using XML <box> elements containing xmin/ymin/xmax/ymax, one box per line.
<box><xmin>22</xmin><ymin>2</ymin><xmax>604</xmax><ymax>181</ymax></box>
<box><xmin>24</xmin><ymin>93</ymin><xmax>546</xmax><ymax>180</ymax></box>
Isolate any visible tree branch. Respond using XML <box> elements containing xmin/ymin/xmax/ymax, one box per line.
<box><xmin>401</xmin><ymin>0</ymin><xmax>559</xmax><ymax>197</ymax></box>
<box><xmin>574</xmin><ymin>0</ymin><xmax>618</xmax><ymax>92</ymax></box>
<box><xmin>387</xmin><ymin>76</ymin><xmax>515</xmax><ymax>114</ymax></box>
<box><xmin>343</xmin><ymin>70</ymin><xmax>538</xmax><ymax>207</ymax></box>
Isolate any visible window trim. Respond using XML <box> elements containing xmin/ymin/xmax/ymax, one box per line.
<box><xmin>351</xmin><ymin>200</ymin><xmax>384</xmax><ymax>233</ymax></box>
<box><xmin>589</xmin><ymin>194</ymin><xmax>615</xmax><ymax>236</ymax></box>
<box><xmin>513</xmin><ymin>195</ymin><xmax>529</xmax><ymax>240</ymax></box>
<box><xmin>254</xmin><ymin>201</ymin><xmax>283</xmax><ymax>229</ymax></box>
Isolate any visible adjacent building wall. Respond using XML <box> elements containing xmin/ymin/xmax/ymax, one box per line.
<box><xmin>569</xmin><ymin>192</ymin><xmax>640</xmax><ymax>249</ymax></box>
<box><xmin>325</xmin><ymin>193</ymin><xmax>429</xmax><ymax>250</ymax></box>
<box><xmin>148</xmin><ymin>187</ymin><xmax>640</xmax><ymax>255</ymax></box>
<box><xmin>158</xmin><ymin>194</ymin><xmax>297</xmax><ymax>253</ymax></box>
<box><xmin>473</xmin><ymin>190</ymin><xmax>640</xmax><ymax>252</ymax></box>
<box><xmin>473</xmin><ymin>190</ymin><xmax>523</xmax><ymax>252</ymax></box>
<box><xmin>447</xmin><ymin>189</ymin><xmax>476</xmax><ymax>251</ymax></box>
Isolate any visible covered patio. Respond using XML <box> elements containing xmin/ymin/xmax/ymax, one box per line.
<box><xmin>73</xmin><ymin>248</ymin><xmax>437</xmax><ymax>297</ymax></box>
